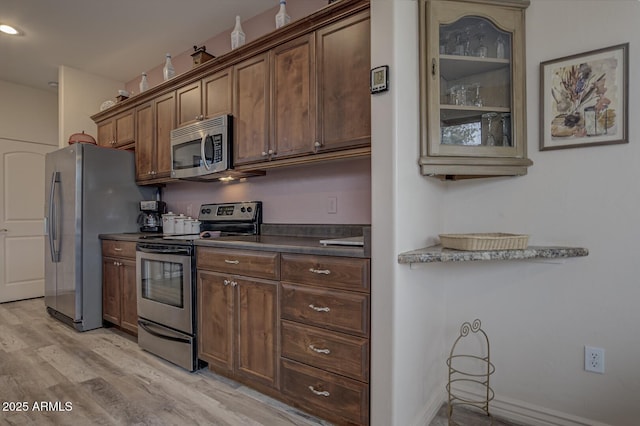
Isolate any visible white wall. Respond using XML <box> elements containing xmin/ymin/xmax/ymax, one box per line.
<box><xmin>373</xmin><ymin>0</ymin><xmax>640</xmax><ymax>425</ymax></box>
<box><xmin>59</xmin><ymin>65</ymin><xmax>123</xmax><ymax>147</ymax></box>
<box><xmin>0</xmin><ymin>80</ymin><xmax>57</xmax><ymax>146</ymax></box>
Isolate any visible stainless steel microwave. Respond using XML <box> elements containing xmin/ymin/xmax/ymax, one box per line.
<box><xmin>170</xmin><ymin>114</ymin><xmax>231</xmax><ymax>179</ymax></box>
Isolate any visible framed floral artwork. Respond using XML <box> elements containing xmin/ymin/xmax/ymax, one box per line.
<box><xmin>540</xmin><ymin>43</ymin><xmax>628</xmax><ymax>150</ymax></box>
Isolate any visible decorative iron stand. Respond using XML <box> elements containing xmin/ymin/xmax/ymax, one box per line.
<box><xmin>446</xmin><ymin>319</ymin><xmax>495</xmax><ymax>425</ymax></box>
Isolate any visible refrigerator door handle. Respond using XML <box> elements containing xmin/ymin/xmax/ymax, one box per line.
<box><xmin>48</xmin><ymin>171</ymin><xmax>61</xmax><ymax>262</ymax></box>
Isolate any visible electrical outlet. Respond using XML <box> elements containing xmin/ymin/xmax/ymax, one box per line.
<box><xmin>585</xmin><ymin>346</ymin><xmax>605</xmax><ymax>374</ymax></box>
<box><xmin>327</xmin><ymin>196</ymin><xmax>337</xmax><ymax>214</ymax></box>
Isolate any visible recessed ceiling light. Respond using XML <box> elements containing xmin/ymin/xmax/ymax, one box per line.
<box><xmin>0</xmin><ymin>24</ymin><xmax>20</xmax><ymax>35</ymax></box>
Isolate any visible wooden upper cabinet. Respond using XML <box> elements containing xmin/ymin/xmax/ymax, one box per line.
<box><xmin>271</xmin><ymin>34</ymin><xmax>317</xmax><ymax>160</ymax></box>
<box><xmin>97</xmin><ymin>109</ymin><xmax>135</xmax><ymax>149</ymax></box>
<box><xmin>203</xmin><ymin>68</ymin><xmax>233</xmax><ymax>119</ymax></box>
<box><xmin>316</xmin><ymin>11</ymin><xmax>371</xmax><ymax>152</ymax></box>
<box><xmin>135</xmin><ymin>92</ymin><xmax>175</xmax><ymax>183</ymax></box>
<box><xmin>176</xmin><ymin>82</ymin><xmax>203</xmax><ymax>127</ymax></box>
<box><xmin>233</xmin><ymin>53</ymin><xmax>270</xmax><ymax>166</ymax></box>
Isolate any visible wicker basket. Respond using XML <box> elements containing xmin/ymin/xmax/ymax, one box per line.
<box><xmin>439</xmin><ymin>233</ymin><xmax>529</xmax><ymax>251</ymax></box>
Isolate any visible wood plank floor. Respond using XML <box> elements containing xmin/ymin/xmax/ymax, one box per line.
<box><xmin>0</xmin><ymin>298</ymin><xmax>331</xmax><ymax>426</ymax></box>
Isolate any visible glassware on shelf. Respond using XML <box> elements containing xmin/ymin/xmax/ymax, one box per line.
<box><xmin>456</xmin><ymin>84</ymin><xmax>467</xmax><ymax>106</ymax></box>
<box><xmin>453</xmin><ymin>32</ymin><xmax>465</xmax><ymax>56</ymax></box>
<box><xmin>501</xmin><ymin>113</ymin><xmax>511</xmax><ymax>146</ymax></box>
<box><xmin>474</xmin><ymin>23</ymin><xmax>487</xmax><ymax>58</ymax></box>
<box><xmin>495</xmin><ymin>36</ymin><xmax>506</xmax><ymax>59</ymax></box>
<box><xmin>473</xmin><ymin>84</ymin><xmax>484</xmax><ymax>107</ymax></box>
<box><xmin>484</xmin><ymin>112</ymin><xmax>498</xmax><ymax>146</ymax></box>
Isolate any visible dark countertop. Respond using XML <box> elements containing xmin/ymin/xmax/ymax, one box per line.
<box><xmin>100</xmin><ymin>226</ymin><xmax>371</xmax><ymax>258</ymax></box>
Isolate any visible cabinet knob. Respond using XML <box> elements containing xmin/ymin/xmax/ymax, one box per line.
<box><xmin>223</xmin><ymin>279</ymin><xmax>230</xmax><ymax>286</ymax></box>
<box><xmin>268</xmin><ymin>149</ymin><xmax>274</xmax><ymax>155</ymax></box>
<box><xmin>314</xmin><ymin>141</ymin><xmax>321</xmax><ymax>148</ymax></box>
<box><xmin>261</xmin><ymin>151</ymin><xmax>268</xmax><ymax>157</ymax></box>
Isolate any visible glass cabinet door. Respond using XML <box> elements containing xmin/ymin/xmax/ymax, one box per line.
<box><xmin>438</xmin><ymin>16</ymin><xmax>512</xmax><ymax>150</ymax></box>
<box><xmin>420</xmin><ymin>0</ymin><xmax>531</xmax><ymax>178</ymax></box>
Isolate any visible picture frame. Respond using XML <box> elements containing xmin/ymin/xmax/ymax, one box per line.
<box><xmin>540</xmin><ymin>43</ymin><xmax>628</xmax><ymax>151</ymax></box>
<box><xmin>370</xmin><ymin>65</ymin><xmax>389</xmax><ymax>94</ymax></box>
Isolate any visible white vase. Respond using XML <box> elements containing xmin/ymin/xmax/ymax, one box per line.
<box><xmin>139</xmin><ymin>72</ymin><xmax>149</xmax><ymax>92</ymax></box>
<box><xmin>231</xmin><ymin>16</ymin><xmax>245</xmax><ymax>50</ymax></box>
<box><xmin>163</xmin><ymin>54</ymin><xmax>175</xmax><ymax>81</ymax></box>
<box><xmin>275</xmin><ymin>0</ymin><xmax>291</xmax><ymax>29</ymax></box>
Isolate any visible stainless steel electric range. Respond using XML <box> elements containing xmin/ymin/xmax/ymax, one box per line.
<box><xmin>135</xmin><ymin>201</ymin><xmax>262</xmax><ymax>371</ymax></box>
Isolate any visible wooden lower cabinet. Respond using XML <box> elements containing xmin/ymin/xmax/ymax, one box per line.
<box><xmin>101</xmin><ymin>240</ymin><xmax>138</xmax><ymax>336</ymax></box>
<box><xmin>197</xmin><ymin>248</ymin><xmax>279</xmax><ymax>389</ymax></box>
<box><xmin>197</xmin><ymin>248</ymin><xmax>371</xmax><ymax>425</ymax></box>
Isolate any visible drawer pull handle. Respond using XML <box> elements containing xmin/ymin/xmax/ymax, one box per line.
<box><xmin>308</xmin><ymin>386</ymin><xmax>330</xmax><ymax>397</ymax></box>
<box><xmin>309</xmin><ymin>268</ymin><xmax>330</xmax><ymax>275</ymax></box>
<box><xmin>309</xmin><ymin>345</ymin><xmax>330</xmax><ymax>355</ymax></box>
<box><xmin>308</xmin><ymin>304</ymin><xmax>330</xmax><ymax>312</ymax></box>
<box><xmin>224</xmin><ymin>259</ymin><xmax>240</xmax><ymax>264</ymax></box>
<box><xmin>114</xmin><ymin>247</ymin><xmax>123</xmax><ymax>251</ymax></box>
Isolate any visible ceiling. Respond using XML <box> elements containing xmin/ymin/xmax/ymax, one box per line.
<box><xmin>0</xmin><ymin>0</ymin><xmax>275</xmax><ymax>92</ymax></box>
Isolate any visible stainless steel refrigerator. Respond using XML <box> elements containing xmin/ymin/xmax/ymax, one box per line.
<box><xmin>45</xmin><ymin>143</ymin><xmax>154</xmax><ymax>331</ymax></box>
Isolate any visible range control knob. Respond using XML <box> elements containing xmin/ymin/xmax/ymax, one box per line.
<box><xmin>241</xmin><ymin>207</ymin><xmax>246</xmax><ymax>213</ymax></box>
<box><xmin>247</xmin><ymin>207</ymin><xmax>253</xmax><ymax>213</ymax></box>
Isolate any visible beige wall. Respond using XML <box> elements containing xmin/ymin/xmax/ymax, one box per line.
<box><xmin>58</xmin><ymin>65</ymin><xmax>122</xmax><ymax>147</ymax></box>
<box><xmin>0</xmin><ymin>80</ymin><xmax>57</xmax><ymax>146</ymax></box>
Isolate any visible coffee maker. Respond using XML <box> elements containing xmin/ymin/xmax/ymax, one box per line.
<box><xmin>138</xmin><ymin>200</ymin><xmax>167</xmax><ymax>232</ymax></box>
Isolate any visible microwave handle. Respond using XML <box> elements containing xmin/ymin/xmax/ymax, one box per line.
<box><xmin>201</xmin><ymin>133</ymin><xmax>211</xmax><ymax>171</ymax></box>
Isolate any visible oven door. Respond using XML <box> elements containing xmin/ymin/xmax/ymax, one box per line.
<box><xmin>136</xmin><ymin>245</ymin><xmax>193</xmax><ymax>334</ymax></box>
<box><xmin>171</xmin><ymin>129</ymin><xmax>228</xmax><ymax>179</ymax></box>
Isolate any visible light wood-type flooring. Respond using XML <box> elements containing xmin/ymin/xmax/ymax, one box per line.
<box><xmin>0</xmin><ymin>298</ymin><xmax>330</xmax><ymax>426</ymax></box>
<box><xmin>0</xmin><ymin>298</ymin><xmax>521</xmax><ymax>426</ymax></box>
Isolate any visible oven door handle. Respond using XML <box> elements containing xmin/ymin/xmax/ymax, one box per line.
<box><xmin>138</xmin><ymin>320</ymin><xmax>191</xmax><ymax>344</ymax></box>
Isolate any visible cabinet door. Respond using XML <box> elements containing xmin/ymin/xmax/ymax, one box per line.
<box><xmin>271</xmin><ymin>34</ymin><xmax>316</xmax><ymax>160</ymax></box>
<box><xmin>316</xmin><ymin>11</ymin><xmax>371</xmax><ymax>152</ymax></box>
<box><xmin>97</xmin><ymin>121</ymin><xmax>114</xmax><ymax>148</ymax></box>
<box><xmin>154</xmin><ymin>92</ymin><xmax>175</xmax><ymax>178</ymax></box>
<box><xmin>233</xmin><ymin>53</ymin><xmax>270</xmax><ymax>166</ymax></box>
<box><xmin>203</xmin><ymin>68</ymin><xmax>233</xmax><ymax>119</ymax></box>
<box><xmin>176</xmin><ymin>81</ymin><xmax>202</xmax><ymax>128</ymax></box>
<box><xmin>198</xmin><ymin>271</ymin><xmax>234</xmax><ymax>373</ymax></box>
<box><xmin>114</xmin><ymin>110</ymin><xmax>135</xmax><ymax>147</ymax></box>
<box><xmin>120</xmin><ymin>259</ymin><xmax>138</xmax><ymax>335</ymax></box>
<box><xmin>135</xmin><ymin>102</ymin><xmax>154</xmax><ymax>181</ymax></box>
<box><xmin>236</xmin><ymin>277</ymin><xmax>278</xmax><ymax>388</ymax></box>
<box><xmin>102</xmin><ymin>257</ymin><xmax>121</xmax><ymax>325</ymax></box>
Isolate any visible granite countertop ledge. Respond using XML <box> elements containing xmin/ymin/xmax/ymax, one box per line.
<box><xmin>398</xmin><ymin>245</ymin><xmax>589</xmax><ymax>264</ymax></box>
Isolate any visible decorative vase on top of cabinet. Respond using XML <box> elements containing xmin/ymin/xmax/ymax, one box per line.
<box><xmin>419</xmin><ymin>0</ymin><xmax>532</xmax><ymax>179</ymax></box>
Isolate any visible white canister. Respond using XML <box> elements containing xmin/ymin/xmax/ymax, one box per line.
<box><xmin>191</xmin><ymin>220</ymin><xmax>201</xmax><ymax>234</ymax></box>
<box><xmin>174</xmin><ymin>214</ymin><xmax>186</xmax><ymax>234</ymax></box>
<box><xmin>162</xmin><ymin>212</ymin><xmax>176</xmax><ymax>234</ymax></box>
<box><xmin>184</xmin><ymin>217</ymin><xmax>194</xmax><ymax>234</ymax></box>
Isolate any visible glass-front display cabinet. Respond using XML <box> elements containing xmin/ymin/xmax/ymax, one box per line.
<box><xmin>419</xmin><ymin>0</ymin><xmax>532</xmax><ymax>179</ymax></box>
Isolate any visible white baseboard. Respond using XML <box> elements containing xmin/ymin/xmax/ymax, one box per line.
<box><xmin>449</xmin><ymin>388</ymin><xmax>611</xmax><ymax>426</ymax></box>
<box><xmin>413</xmin><ymin>390</ymin><xmax>446</xmax><ymax>426</ymax></box>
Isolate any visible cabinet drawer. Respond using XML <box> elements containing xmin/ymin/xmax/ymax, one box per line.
<box><xmin>197</xmin><ymin>247</ymin><xmax>280</xmax><ymax>280</ymax></box>
<box><xmin>281</xmin><ymin>283</ymin><xmax>369</xmax><ymax>336</ymax></box>
<box><xmin>281</xmin><ymin>358</ymin><xmax>369</xmax><ymax>426</ymax></box>
<box><xmin>102</xmin><ymin>240</ymin><xmax>136</xmax><ymax>259</ymax></box>
<box><xmin>281</xmin><ymin>320</ymin><xmax>368</xmax><ymax>382</ymax></box>
<box><xmin>281</xmin><ymin>254</ymin><xmax>369</xmax><ymax>292</ymax></box>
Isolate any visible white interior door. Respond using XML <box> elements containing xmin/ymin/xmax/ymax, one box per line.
<box><xmin>0</xmin><ymin>139</ymin><xmax>57</xmax><ymax>303</ymax></box>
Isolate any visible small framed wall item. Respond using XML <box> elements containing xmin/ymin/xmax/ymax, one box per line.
<box><xmin>370</xmin><ymin>65</ymin><xmax>389</xmax><ymax>94</ymax></box>
<box><xmin>540</xmin><ymin>43</ymin><xmax>628</xmax><ymax>150</ymax></box>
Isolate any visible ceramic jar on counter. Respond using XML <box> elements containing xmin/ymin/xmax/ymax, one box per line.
<box><xmin>162</xmin><ymin>212</ymin><xmax>200</xmax><ymax>234</ymax></box>
<box><xmin>162</xmin><ymin>212</ymin><xmax>176</xmax><ymax>234</ymax></box>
